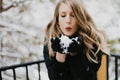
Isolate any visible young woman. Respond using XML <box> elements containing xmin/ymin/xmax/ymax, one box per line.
<box><xmin>43</xmin><ymin>0</ymin><xmax>108</xmax><ymax>80</ymax></box>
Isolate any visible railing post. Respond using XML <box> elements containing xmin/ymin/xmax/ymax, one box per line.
<box><xmin>0</xmin><ymin>60</ymin><xmax>45</xmax><ymax>80</ymax></box>
<box><xmin>38</xmin><ymin>63</ymin><xmax>41</xmax><ymax>80</ymax></box>
<box><xmin>0</xmin><ymin>71</ymin><xmax>2</xmax><ymax>80</ymax></box>
<box><xmin>115</xmin><ymin>57</ymin><xmax>118</xmax><ymax>80</ymax></box>
<box><xmin>26</xmin><ymin>65</ymin><xmax>29</xmax><ymax>80</ymax></box>
<box><xmin>13</xmin><ymin>68</ymin><xmax>16</xmax><ymax>80</ymax></box>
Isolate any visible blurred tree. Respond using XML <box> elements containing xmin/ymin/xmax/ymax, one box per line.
<box><xmin>0</xmin><ymin>0</ymin><xmax>30</xmax><ymax>13</ymax></box>
<box><xmin>50</xmin><ymin>0</ymin><xmax>56</xmax><ymax>3</ymax></box>
<box><xmin>0</xmin><ymin>0</ymin><xmax>15</xmax><ymax>13</ymax></box>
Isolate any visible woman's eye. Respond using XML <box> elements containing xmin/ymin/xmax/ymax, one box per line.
<box><xmin>71</xmin><ymin>14</ymin><xmax>75</xmax><ymax>17</ymax></box>
<box><xmin>61</xmin><ymin>15</ymin><xmax>66</xmax><ymax>17</ymax></box>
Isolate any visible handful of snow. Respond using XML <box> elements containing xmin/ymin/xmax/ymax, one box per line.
<box><xmin>59</xmin><ymin>35</ymin><xmax>73</xmax><ymax>54</ymax></box>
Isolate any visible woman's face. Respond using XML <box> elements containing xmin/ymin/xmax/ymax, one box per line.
<box><xmin>58</xmin><ymin>3</ymin><xmax>78</xmax><ymax>36</ymax></box>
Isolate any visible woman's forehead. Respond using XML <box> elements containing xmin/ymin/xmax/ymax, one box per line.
<box><xmin>59</xmin><ymin>3</ymin><xmax>73</xmax><ymax>13</ymax></box>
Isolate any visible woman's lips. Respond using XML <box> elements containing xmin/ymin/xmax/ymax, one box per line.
<box><xmin>65</xmin><ymin>27</ymin><xmax>72</xmax><ymax>31</ymax></box>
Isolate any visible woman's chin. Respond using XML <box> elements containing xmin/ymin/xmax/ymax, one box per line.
<box><xmin>64</xmin><ymin>33</ymin><xmax>73</xmax><ymax>37</ymax></box>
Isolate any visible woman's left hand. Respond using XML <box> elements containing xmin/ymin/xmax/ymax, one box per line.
<box><xmin>68</xmin><ymin>37</ymin><xmax>82</xmax><ymax>53</ymax></box>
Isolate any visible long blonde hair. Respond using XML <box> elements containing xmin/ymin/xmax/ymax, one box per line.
<box><xmin>44</xmin><ymin>0</ymin><xmax>107</xmax><ymax>63</ymax></box>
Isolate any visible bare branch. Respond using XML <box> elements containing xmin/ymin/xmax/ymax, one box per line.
<box><xmin>0</xmin><ymin>0</ymin><xmax>15</xmax><ymax>13</ymax></box>
<box><xmin>0</xmin><ymin>0</ymin><xmax>2</xmax><ymax>8</ymax></box>
<box><xmin>0</xmin><ymin>0</ymin><xmax>30</xmax><ymax>13</ymax></box>
<box><xmin>0</xmin><ymin>0</ymin><xmax>3</xmax><ymax>12</ymax></box>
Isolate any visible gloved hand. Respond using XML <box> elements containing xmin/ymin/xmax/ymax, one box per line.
<box><xmin>51</xmin><ymin>37</ymin><xmax>63</xmax><ymax>53</ymax></box>
<box><xmin>51</xmin><ymin>35</ymin><xmax>73</xmax><ymax>54</ymax></box>
<box><xmin>51</xmin><ymin>35</ymin><xmax>82</xmax><ymax>54</ymax></box>
<box><xmin>68</xmin><ymin>36</ymin><xmax>82</xmax><ymax>53</ymax></box>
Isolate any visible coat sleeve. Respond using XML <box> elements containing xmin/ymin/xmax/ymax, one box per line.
<box><xmin>43</xmin><ymin>45</ymin><xmax>69</xmax><ymax>80</ymax></box>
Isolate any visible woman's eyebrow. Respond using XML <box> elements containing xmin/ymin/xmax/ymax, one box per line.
<box><xmin>60</xmin><ymin>11</ymin><xmax>66</xmax><ymax>14</ymax></box>
<box><xmin>60</xmin><ymin>11</ymin><xmax>73</xmax><ymax>14</ymax></box>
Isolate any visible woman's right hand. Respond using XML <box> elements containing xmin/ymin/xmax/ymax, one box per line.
<box><xmin>51</xmin><ymin>37</ymin><xmax>63</xmax><ymax>53</ymax></box>
<box><xmin>51</xmin><ymin>37</ymin><xmax>66</xmax><ymax>63</ymax></box>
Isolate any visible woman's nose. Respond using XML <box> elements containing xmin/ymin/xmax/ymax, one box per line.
<box><xmin>66</xmin><ymin>16</ymin><xmax>71</xmax><ymax>24</ymax></box>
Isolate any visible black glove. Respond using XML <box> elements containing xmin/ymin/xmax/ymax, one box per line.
<box><xmin>51</xmin><ymin>35</ymin><xmax>82</xmax><ymax>54</ymax></box>
<box><xmin>68</xmin><ymin>37</ymin><xmax>82</xmax><ymax>53</ymax></box>
<box><xmin>51</xmin><ymin>35</ymin><xmax>74</xmax><ymax>54</ymax></box>
<box><xmin>51</xmin><ymin>37</ymin><xmax>63</xmax><ymax>53</ymax></box>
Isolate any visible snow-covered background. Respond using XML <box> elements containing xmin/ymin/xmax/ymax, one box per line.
<box><xmin>0</xmin><ymin>0</ymin><xmax>120</xmax><ymax>80</ymax></box>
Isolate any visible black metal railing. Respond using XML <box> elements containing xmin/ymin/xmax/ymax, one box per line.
<box><xmin>0</xmin><ymin>54</ymin><xmax>120</xmax><ymax>80</ymax></box>
<box><xmin>110</xmin><ymin>54</ymin><xmax>120</xmax><ymax>80</ymax></box>
<box><xmin>0</xmin><ymin>60</ymin><xmax>45</xmax><ymax>80</ymax></box>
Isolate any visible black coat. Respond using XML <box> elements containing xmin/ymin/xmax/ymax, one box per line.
<box><xmin>43</xmin><ymin>44</ymin><xmax>102</xmax><ymax>80</ymax></box>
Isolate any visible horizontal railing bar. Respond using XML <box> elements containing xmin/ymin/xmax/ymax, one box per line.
<box><xmin>111</xmin><ymin>54</ymin><xmax>120</xmax><ymax>58</ymax></box>
<box><xmin>0</xmin><ymin>60</ymin><xmax>45</xmax><ymax>71</ymax></box>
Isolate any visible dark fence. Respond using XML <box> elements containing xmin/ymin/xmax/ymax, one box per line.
<box><xmin>0</xmin><ymin>54</ymin><xmax>120</xmax><ymax>80</ymax></box>
<box><xmin>0</xmin><ymin>60</ymin><xmax>45</xmax><ymax>80</ymax></box>
<box><xmin>110</xmin><ymin>54</ymin><xmax>120</xmax><ymax>80</ymax></box>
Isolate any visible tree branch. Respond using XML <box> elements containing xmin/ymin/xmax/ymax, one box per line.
<box><xmin>0</xmin><ymin>0</ymin><xmax>3</xmax><ymax>11</ymax></box>
<box><xmin>0</xmin><ymin>1</ymin><xmax>23</xmax><ymax>13</ymax></box>
<box><xmin>0</xmin><ymin>0</ymin><xmax>16</xmax><ymax>13</ymax></box>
